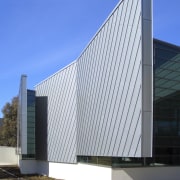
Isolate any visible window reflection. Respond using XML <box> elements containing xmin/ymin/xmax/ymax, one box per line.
<box><xmin>153</xmin><ymin>39</ymin><xmax>180</xmax><ymax>165</ymax></box>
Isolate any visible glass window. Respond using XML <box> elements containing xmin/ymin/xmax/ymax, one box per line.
<box><xmin>153</xmin><ymin>39</ymin><xmax>180</xmax><ymax>165</ymax></box>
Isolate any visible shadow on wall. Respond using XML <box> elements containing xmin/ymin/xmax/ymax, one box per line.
<box><xmin>36</xmin><ymin>96</ymin><xmax>48</xmax><ymax>161</ymax></box>
<box><xmin>19</xmin><ymin>160</ymin><xmax>49</xmax><ymax>176</ymax></box>
<box><xmin>112</xmin><ymin>166</ymin><xmax>180</xmax><ymax>180</ymax></box>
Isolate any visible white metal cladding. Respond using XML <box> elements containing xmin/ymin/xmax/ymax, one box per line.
<box><xmin>35</xmin><ymin>62</ymin><xmax>77</xmax><ymax>163</ymax></box>
<box><xmin>77</xmin><ymin>0</ymin><xmax>152</xmax><ymax>157</ymax></box>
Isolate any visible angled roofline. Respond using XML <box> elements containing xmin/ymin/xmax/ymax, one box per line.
<box><xmin>153</xmin><ymin>38</ymin><xmax>180</xmax><ymax>51</ymax></box>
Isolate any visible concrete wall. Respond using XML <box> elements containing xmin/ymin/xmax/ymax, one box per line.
<box><xmin>20</xmin><ymin>160</ymin><xmax>180</xmax><ymax>180</ymax></box>
<box><xmin>112</xmin><ymin>166</ymin><xmax>180</xmax><ymax>180</ymax></box>
<box><xmin>19</xmin><ymin>160</ymin><xmax>180</xmax><ymax>180</ymax></box>
<box><xmin>19</xmin><ymin>160</ymin><xmax>37</xmax><ymax>174</ymax></box>
<box><xmin>20</xmin><ymin>161</ymin><xmax>111</xmax><ymax>180</ymax></box>
<box><xmin>49</xmin><ymin>162</ymin><xmax>112</xmax><ymax>180</ymax></box>
<box><xmin>0</xmin><ymin>146</ymin><xmax>18</xmax><ymax>165</ymax></box>
<box><xmin>20</xmin><ymin>160</ymin><xmax>49</xmax><ymax>175</ymax></box>
<box><xmin>48</xmin><ymin>164</ymin><xmax>180</xmax><ymax>180</ymax></box>
<box><xmin>52</xmin><ymin>165</ymin><xmax>180</xmax><ymax>180</ymax></box>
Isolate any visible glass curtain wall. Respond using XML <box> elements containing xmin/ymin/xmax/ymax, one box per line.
<box><xmin>153</xmin><ymin>39</ymin><xmax>180</xmax><ymax>165</ymax></box>
<box><xmin>22</xmin><ymin>90</ymin><xmax>36</xmax><ymax>159</ymax></box>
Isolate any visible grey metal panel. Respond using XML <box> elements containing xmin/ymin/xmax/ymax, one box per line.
<box><xmin>96</xmin><ymin>10</ymin><xmax>120</xmax><ymax>156</ymax></box>
<box><xmin>35</xmin><ymin>96</ymin><xmax>48</xmax><ymax>161</ymax></box>
<box><xmin>107</xmin><ymin>0</ymin><xmax>142</xmax><ymax>156</ymax></box>
<box><xmin>77</xmin><ymin>0</ymin><xmax>152</xmax><ymax>157</ymax></box>
<box><xmin>18</xmin><ymin>75</ymin><xmax>27</xmax><ymax>155</ymax></box>
<box><xmin>141</xmin><ymin>0</ymin><xmax>153</xmax><ymax>157</ymax></box>
<box><xmin>35</xmin><ymin>62</ymin><xmax>77</xmax><ymax>163</ymax></box>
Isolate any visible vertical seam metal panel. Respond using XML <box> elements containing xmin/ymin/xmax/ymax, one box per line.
<box><xmin>86</xmin><ymin>22</ymin><xmax>110</xmax><ymax>155</ymax></box>
<box><xmin>35</xmin><ymin>62</ymin><xmax>77</xmax><ymax>163</ymax></box>
<box><xmin>77</xmin><ymin>0</ymin><xmax>146</xmax><ymax>157</ymax></box>
<box><xmin>96</xmin><ymin>10</ymin><xmax>119</xmax><ymax>156</ymax></box>
<box><xmin>99</xmin><ymin>7</ymin><xmax>123</xmax><ymax>156</ymax></box>
<box><xmin>84</xmin><ymin>35</ymin><xmax>100</xmax><ymax>155</ymax></box>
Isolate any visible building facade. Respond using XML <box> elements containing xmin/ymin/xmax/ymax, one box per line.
<box><xmin>153</xmin><ymin>39</ymin><xmax>180</xmax><ymax>165</ymax></box>
<box><xmin>17</xmin><ymin>0</ymin><xmax>180</xmax><ymax>179</ymax></box>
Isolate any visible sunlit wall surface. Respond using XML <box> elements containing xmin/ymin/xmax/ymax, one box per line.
<box><xmin>153</xmin><ymin>39</ymin><xmax>180</xmax><ymax>165</ymax></box>
<box><xmin>35</xmin><ymin>62</ymin><xmax>77</xmax><ymax>163</ymax></box>
<box><xmin>19</xmin><ymin>0</ymin><xmax>153</xmax><ymax>164</ymax></box>
<box><xmin>77</xmin><ymin>0</ymin><xmax>152</xmax><ymax>157</ymax></box>
<box><xmin>17</xmin><ymin>76</ymin><xmax>36</xmax><ymax>159</ymax></box>
<box><xmin>17</xmin><ymin>75</ymin><xmax>27</xmax><ymax>155</ymax></box>
<box><xmin>78</xmin><ymin>40</ymin><xmax>180</xmax><ymax>167</ymax></box>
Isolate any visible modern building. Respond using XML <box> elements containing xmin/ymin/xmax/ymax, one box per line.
<box><xmin>17</xmin><ymin>0</ymin><xmax>180</xmax><ymax>180</ymax></box>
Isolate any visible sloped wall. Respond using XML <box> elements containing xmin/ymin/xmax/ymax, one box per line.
<box><xmin>35</xmin><ymin>62</ymin><xmax>77</xmax><ymax>163</ymax></box>
<box><xmin>77</xmin><ymin>0</ymin><xmax>152</xmax><ymax>157</ymax></box>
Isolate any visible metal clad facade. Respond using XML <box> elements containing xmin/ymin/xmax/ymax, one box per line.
<box><xmin>18</xmin><ymin>75</ymin><xmax>27</xmax><ymax>155</ymax></box>
<box><xmin>35</xmin><ymin>62</ymin><xmax>77</xmax><ymax>163</ymax></box>
<box><xmin>77</xmin><ymin>0</ymin><xmax>152</xmax><ymax>157</ymax></box>
<box><xmin>36</xmin><ymin>96</ymin><xmax>48</xmax><ymax>161</ymax></box>
<box><xmin>141</xmin><ymin>0</ymin><xmax>153</xmax><ymax>156</ymax></box>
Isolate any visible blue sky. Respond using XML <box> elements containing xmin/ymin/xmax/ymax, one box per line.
<box><xmin>0</xmin><ymin>0</ymin><xmax>179</xmax><ymax>117</ymax></box>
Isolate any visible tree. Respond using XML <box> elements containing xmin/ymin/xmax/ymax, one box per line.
<box><xmin>0</xmin><ymin>96</ymin><xmax>18</xmax><ymax>147</ymax></box>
